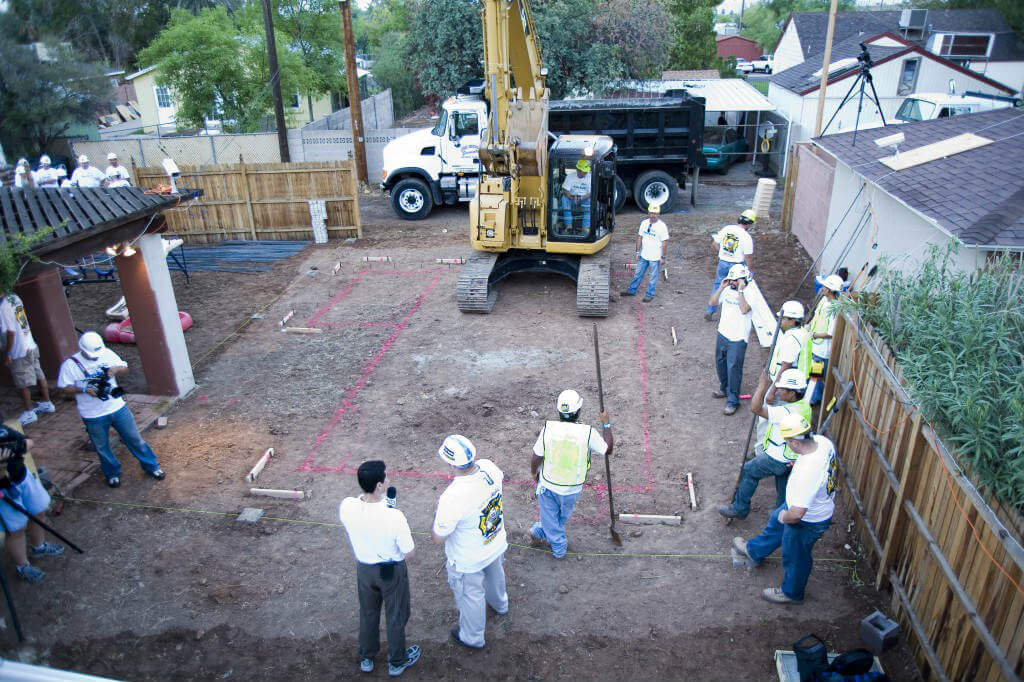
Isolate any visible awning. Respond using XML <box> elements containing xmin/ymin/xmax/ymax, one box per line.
<box><xmin>650</xmin><ymin>78</ymin><xmax>776</xmax><ymax>112</ymax></box>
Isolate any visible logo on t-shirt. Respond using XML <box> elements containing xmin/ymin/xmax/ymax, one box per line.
<box><xmin>721</xmin><ymin>232</ymin><xmax>740</xmax><ymax>256</ymax></box>
<box><xmin>826</xmin><ymin>452</ymin><xmax>839</xmax><ymax>496</ymax></box>
<box><xmin>478</xmin><ymin>492</ymin><xmax>503</xmax><ymax>544</ymax></box>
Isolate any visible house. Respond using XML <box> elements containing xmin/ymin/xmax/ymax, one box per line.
<box><xmin>772</xmin><ymin>9</ymin><xmax>1024</xmax><ymax>91</ymax></box>
<box><xmin>788</xmin><ymin>108</ymin><xmax>1024</xmax><ymax>278</ymax></box>
<box><xmin>768</xmin><ymin>32</ymin><xmax>1015</xmax><ymax>142</ymax></box>
<box><xmin>717</xmin><ymin>35</ymin><xmax>763</xmax><ymax>62</ymax></box>
<box><xmin>661</xmin><ymin>70</ymin><xmax>720</xmax><ymax>80</ymax></box>
<box><xmin>714</xmin><ymin>22</ymin><xmax>739</xmax><ymax>36</ymax></box>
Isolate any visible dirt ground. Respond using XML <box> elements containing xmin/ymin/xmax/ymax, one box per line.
<box><xmin>1</xmin><ymin>185</ymin><xmax>923</xmax><ymax>681</ymax></box>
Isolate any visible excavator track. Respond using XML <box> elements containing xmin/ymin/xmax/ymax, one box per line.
<box><xmin>576</xmin><ymin>251</ymin><xmax>610</xmax><ymax>317</ymax></box>
<box><xmin>456</xmin><ymin>252</ymin><xmax>499</xmax><ymax>313</ymax></box>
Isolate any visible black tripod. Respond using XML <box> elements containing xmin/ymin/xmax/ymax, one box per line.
<box><xmin>820</xmin><ymin>43</ymin><xmax>887</xmax><ymax>146</ymax></box>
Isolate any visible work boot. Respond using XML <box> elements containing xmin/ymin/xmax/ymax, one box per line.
<box><xmin>762</xmin><ymin>587</ymin><xmax>802</xmax><ymax>604</ymax></box>
<box><xmin>723</xmin><ymin>404</ymin><xmax>738</xmax><ymax>415</ymax></box>
<box><xmin>620</xmin><ymin>290</ymin><xmax>635</xmax><ymax>297</ymax></box>
<box><xmin>732</xmin><ymin>536</ymin><xmax>752</xmax><ymax>561</ymax></box>
<box><xmin>642</xmin><ymin>295</ymin><xmax>653</xmax><ymax>302</ymax></box>
<box><xmin>712</xmin><ymin>389</ymin><xmax>726</xmax><ymax>399</ymax></box>
<box><xmin>529</xmin><ymin>532</ymin><xmax>547</xmax><ymax>549</ymax></box>
<box><xmin>704</xmin><ymin>311</ymin><xmax>714</xmax><ymax>322</ymax></box>
<box><xmin>717</xmin><ymin>504</ymin><xmax>746</xmax><ymax>520</ymax></box>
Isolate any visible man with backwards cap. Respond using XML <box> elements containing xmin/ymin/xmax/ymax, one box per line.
<box><xmin>33</xmin><ymin>156</ymin><xmax>60</xmax><ymax>188</ymax></box>
<box><xmin>529</xmin><ymin>389</ymin><xmax>613</xmax><ymax>559</ymax></box>
<box><xmin>57</xmin><ymin>332</ymin><xmax>165</xmax><ymax>488</ymax></box>
<box><xmin>807</xmin><ymin>273</ymin><xmax>844</xmax><ymax>406</ymax></box>
<box><xmin>432</xmin><ymin>435</ymin><xmax>509</xmax><ymax>650</ymax></box>
<box><xmin>621</xmin><ymin>203</ymin><xmax>669</xmax><ymax>302</ymax></box>
<box><xmin>69</xmin><ymin>155</ymin><xmax>106</xmax><ymax>188</ymax></box>
<box><xmin>561</xmin><ymin>159</ymin><xmax>592</xmax><ymax>232</ymax></box>
<box><xmin>104</xmin><ymin>153</ymin><xmax>132</xmax><ymax>188</ymax></box>
<box><xmin>709</xmin><ymin>263</ymin><xmax>753</xmax><ymax>415</ymax></box>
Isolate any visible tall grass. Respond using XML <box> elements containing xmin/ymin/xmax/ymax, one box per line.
<box><xmin>847</xmin><ymin>245</ymin><xmax>1024</xmax><ymax>511</ymax></box>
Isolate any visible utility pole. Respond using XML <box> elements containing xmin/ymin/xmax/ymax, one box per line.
<box><xmin>338</xmin><ymin>0</ymin><xmax>367</xmax><ymax>184</ymax></box>
<box><xmin>813</xmin><ymin>0</ymin><xmax>840</xmax><ymax>137</ymax></box>
<box><xmin>261</xmin><ymin>0</ymin><xmax>291</xmax><ymax>162</ymax></box>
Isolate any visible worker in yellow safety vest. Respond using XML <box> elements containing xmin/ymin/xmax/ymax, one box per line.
<box><xmin>529</xmin><ymin>389</ymin><xmax>613</xmax><ymax>559</ymax></box>
<box><xmin>807</xmin><ymin>274</ymin><xmax>844</xmax><ymax>405</ymax></box>
<box><xmin>766</xmin><ymin>300</ymin><xmax>812</xmax><ymax>404</ymax></box>
<box><xmin>717</xmin><ymin>369</ymin><xmax>812</xmax><ymax>520</ymax></box>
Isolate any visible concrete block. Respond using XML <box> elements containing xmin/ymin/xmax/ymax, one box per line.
<box><xmin>860</xmin><ymin>610</ymin><xmax>900</xmax><ymax>654</ymax></box>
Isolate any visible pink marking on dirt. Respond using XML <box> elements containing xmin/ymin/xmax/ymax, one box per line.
<box><xmin>298</xmin><ymin>272</ymin><xmax>443</xmax><ymax>471</ymax></box>
<box><xmin>634</xmin><ymin>303</ymin><xmax>656</xmax><ymax>491</ymax></box>
<box><xmin>306</xmin><ymin>270</ymin><xmax>368</xmax><ymax>326</ymax></box>
<box><xmin>315</xmin><ymin>321</ymin><xmax>401</xmax><ymax>329</ymax></box>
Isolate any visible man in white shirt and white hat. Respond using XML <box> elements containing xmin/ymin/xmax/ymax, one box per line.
<box><xmin>104</xmin><ymin>153</ymin><xmax>132</xmax><ymax>188</ymax></box>
<box><xmin>33</xmin><ymin>156</ymin><xmax>60</xmax><ymax>188</ymax></box>
<box><xmin>69</xmin><ymin>156</ymin><xmax>106</xmax><ymax>188</ymax></box>
<box><xmin>14</xmin><ymin>159</ymin><xmax>34</xmax><ymax>188</ymax></box>
<box><xmin>621</xmin><ymin>204</ymin><xmax>669</xmax><ymax>302</ymax></box>
<box><xmin>709</xmin><ymin>263</ymin><xmax>753</xmax><ymax>415</ymax></box>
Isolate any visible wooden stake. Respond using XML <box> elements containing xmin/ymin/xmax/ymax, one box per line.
<box><xmin>435</xmin><ymin>258</ymin><xmax>466</xmax><ymax>264</ymax></box>
<box><xmin>618</xmin><ymin>513</ymin><xmax>682</xmax><ymax>526</ymax></box>
<box><xmin>362</xmin><ymin>256</ymin><xmax>391</xmax><ymax>262</ymax></box>
<box><xmin>247</xmin><ymin>448</ymin><xmax>274</xmax><ymax>483</ymax></box>
<box><xmin>280</xmin><ymin>310</ymin><xmax>295</xmax><ymax>326</ymax></box>
<box><xmin>662</xmin><ymin>267</ymin><xmax>668</xmax><ymax>281</ymax></box>
<box><xmin>282</xmin><ymin>326</ymin><xmax>323</xmax><ymax>334</ymax></box>
<box><xmin>332</xmin><ymin>261</ymin><xmax>341</xmax><ymax>275</ymax></box>
<box><xmin>671</xmin><ymin>326</ymin><xmax>678</xmax><ymax>346</ymax></box>
<box><xmin>250</xmin><ymin>488</ymin><xmax>309</xmax><ymax>500</ymax></box>
<box><xmin>687</xmin><ymin>472</ymin><xmax>698</xmax><ymax>510</ymax></box>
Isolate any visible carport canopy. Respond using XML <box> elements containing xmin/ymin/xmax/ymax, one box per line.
<box><xmin>658</xmin><ymin>78</ymin><xmax>776</xmax><ymax>112</ymax></box>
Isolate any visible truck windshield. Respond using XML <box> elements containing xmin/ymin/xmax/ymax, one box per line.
<box><xmin>431</xmin><ymin>109</ymin><xmax>448</xmax><ymax>137</ymax></box>
<box><xmin>895</xmin><ymin>98</ymin><xmax>934</xmax><ymax>122</ymax></box>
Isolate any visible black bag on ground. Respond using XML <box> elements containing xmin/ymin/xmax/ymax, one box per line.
<box><xmin>828</xmin><ymin>649</ymin><xmax>875</xmax><ymax>675</ymax></box>
<box><xmin>794</xmin><ymin>634</ymin><xmax>829</xmax><ymax>682</ymax></box>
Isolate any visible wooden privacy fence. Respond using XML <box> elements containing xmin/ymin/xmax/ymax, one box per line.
<box><xmin>820</xmin><ymin>313</ymin><xmax>1024</xmax><ymax>682</ymax></box>
<box><xmin>134</xmin><ymin>161</ymin><xmax>361</xmax><ymax>244</ymax></box>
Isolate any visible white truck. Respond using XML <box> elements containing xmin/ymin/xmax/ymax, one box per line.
<box><xmin>894</xmin><ymin>91</ymin><xmax>1018</xmax><ymax>123</ymax></box>
<box><xmin>749</xmin><ymin>55</ymin><xmax>773</xmax><ymax>74</ymax></box>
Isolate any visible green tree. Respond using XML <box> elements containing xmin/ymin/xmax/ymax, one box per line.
<box><xmin>372</xmin><ymin>31</ymin><xmax>423</xmax><ymax>117</ymax></box>
<box><xmin>740</xmin><ymin>4</ymin><xmax>782</xmax><ymax>53</ymax></box>
<box><xmin>272</xmin><ymin>0</ymin><xmax>347</xmax><ymax>123</ymax></box>
<box><xmin>0</xmin><ymin>22</ymin><xmax>114</xmax><ymax>158</ymax></box>
<box><xmin>666</xmin><ymin>0</ymin><xmax>719</xmax><ymax>69</ymax></box>
<box><xmin>586</xmin><ymin>0</ymin><xmax>670</xmax><ymax>84</ymax></box>
<box><xmin>355</xmin><ymin>0</ymin><xmax>413</xmax><ymax>54</ymax></box>
<box><xmin>407</xmin><ymin>0</ymin><xmax>482</xmax><ymax>100</ymax></box>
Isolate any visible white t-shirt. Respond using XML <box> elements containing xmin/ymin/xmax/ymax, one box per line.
<box><xmin>785</xmin><ymin>435</ymin><xmax>838</xmax><ymax>523</ymax></box>
<box><xmin>56</xmin><ymin>348</ymin><xmax>128</xmax><ymax>419</ymax></box>
<box><xmin>14</xmin><ymin>168</ymin><xmax>29</xmax><ymax>188</ymax></box>
<box><xmin>339</xmin><ymin>496</ymin><xmax>414</xmax><ymax>564</ymax></box>
<box><xmin>105</xmin><ymin>165</ymin><xmax>132</xmax><ymax>188</ymax></box>
<box><xmin>713</xmin><ymin>224</ymin><xmax>753</xmax><ymax>263</ymax></box>
<box><xmin>717</xmin><ymin>287</ymin><xmax>752</xmax><ymax>343</ymax></box>
<box><xmin>0</xmin><ymin>294</ymin><xmax>37</xmax><ymax>359</ymax></box>
<box><xmin>33</xmin><ymin>167</ymin><xmax>60</xmax><ymax>187</ymax></box>
<box><xmin>771</xmin><ymin>328</ymin><xmax>804</xmax><ymax>380</ymax></box>
<box><xmin>533</xmin><ymin>422</ymin><xmax>608</xmax><ymax>496</ymax></box>
<box><xmin>433</xmin><ymin>459</ymin><xmax>508</xmax><ymax>573</ymax></box>
<box><xmin>70</xmin><ymin>166</ymin><xmax>106</xmax><ymax>188</ymax></box>
<box><xmin>561</xmin><ymin>173</ymin><xmax>590</xmax><ymax>198</ymax></box>
<box><xmin>637</xmin><ymin>218</ymin><xmax>669</xmax><ymax>262</ymax></box>
<box><xmin>811</xmin><ymin>298</ymin><xmax>838</xmax><ymax>358</ymax></box>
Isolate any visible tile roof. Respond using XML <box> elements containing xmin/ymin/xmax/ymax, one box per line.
<box><xmin>771</xmin><ymin>34</ymin><xmax>906</xmax><ymax>94</ymax></box>
<box><xmin>813</xmin><ymin>108</ymin><xmax>1024</xmax><ymax>248</ymax></box>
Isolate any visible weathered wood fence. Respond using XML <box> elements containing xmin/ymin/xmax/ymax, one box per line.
<box><xmin>134</xmin><ymin>161</ymin><xmax>361</xmax><ymax>244</ymax></box>
<box><xmin>821</xmin><ymin>313</ymin><xmax>1024</xmax><ymax>682</ymax></box>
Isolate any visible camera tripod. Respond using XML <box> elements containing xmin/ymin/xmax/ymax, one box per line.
<box><xmin>820</xmin><ymin>45</ymin><xmax>887</xmax><ymax>146</ymax></box>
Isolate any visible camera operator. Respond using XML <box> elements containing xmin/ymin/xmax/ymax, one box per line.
<box><xmin>56</xmin><ymin>332</ymin><xmax>165</xmax><ymax>488</ymax></box>
<box><xmin>709</xmin><ymin>264</ymin><xmax>753</xmax><ymax>415</ymax></box>
<box><xmin>0</xmin><ymin>426</ymin><xmax>65</xmax><ymax>583</ymax></box>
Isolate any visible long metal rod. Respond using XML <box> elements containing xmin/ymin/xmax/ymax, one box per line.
<box><xmin>593</xmin><ymin>324</ymin><xmax>622</xmax><ymax>546</ymax></box>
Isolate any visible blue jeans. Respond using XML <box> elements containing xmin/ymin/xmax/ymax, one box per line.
<box><xmin>707</xmin><ymin>259</ymin><xmax>735</xmax><ymax>314</ymax></box>
<box><xmin>82</xmin><ymin>405</ymin><xmax>160</xmax><ymax>480</ymax></box>
<box><xmin>530</xmin><ymin>487</ymin><xmax>580</xmax><ymax>558</ymax></box>
<box><xmin>732</xmin><ymin>446</ymin><xmax>791</xmax><ymax>517</ymax></box>
<box><xmin>715</xmin><ymin>332</ymin><xmax>747</xmax><ymax>407</ymax></box>
<box><xmin>560</xmin><ymin>196</ymin><xmax>590</xmax><ymax>231</ymax></box>
<box><xmin>747</xmin><ymin>504</ymin><xmax>832</xmax><ymax>601</ymax></box>
<box><xmin>810</xmin><ymin>355</ymin><xmax>828</xmax><ymax>405</ymax></box>
<box><xmin>627</xmin><ymin>258</ymin><xmax>660</xmax><ymax>298</ymax></box>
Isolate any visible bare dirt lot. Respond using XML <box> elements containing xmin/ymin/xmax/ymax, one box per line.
<box><xmin>2</xmin><ymin>187</ymin><xmax>922</xmax><ymax>681</ymax></box>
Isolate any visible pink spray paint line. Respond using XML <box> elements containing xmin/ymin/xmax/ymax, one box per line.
<box><xmin>298</xmin><ymin>272</ymin><xmax>443</xmax><ymax>471</ymax></box>
<box><xmin>314</xmin><ymin>321</ymin><xmax>401</xmax><ymax>329</ymax></box>
<box><xmin>305</xmin><ymin>268</ymin><xmax>442</xmax><ymax>327</ymax></box>
<box><xmin>634</xmin><ymin>302</ymin><xmax>656</xmax><ymax>490</ymax></box>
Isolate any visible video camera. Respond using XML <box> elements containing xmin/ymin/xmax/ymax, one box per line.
<box><xmin>86</xmin><ymin>367</ymin><xmax>124</xmax><ymax>401</ymax></box>
<box><xmin>0</xmin><ymin>426</ymin><xmax>27</xmax><ymax>464</ymax></box>
<box><xmin>857</xmin><ymin>42</ymin><xmax>874</xmax><ymax>69</ymax></box>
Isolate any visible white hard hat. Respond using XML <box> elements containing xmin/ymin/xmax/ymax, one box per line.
<box><xmin>78</xmin><ymin>331</ymin><xmax>105</xmax><ymax>357</ymax></box>
<box><xmin>775</xmin><ymin>368</ymin><xmax>808</xmax><ymax>392</ymax></box>
<box><xmin>727</xmin><ymin>264</ymin><xmax>750</xmax><ymax>280</ymax></box>
<box><xmin>437</xmin><ymin>434</ymin><xmax>476</xmax><ymax>468</ymax></box>
<box><xmin>78</xmin><ymin>154</ymin><xmax>89</xmax><ymax>164</ymax></box>
<box><xmin>556</xmin><ymin>389</ymin><xmax>583</xmax><ymax>416</ymax></box>
<box><xmin>778</xmin><ymin>300</ymin><xmax>805</xmax><ymax>320</ymax></box>
<box><xmin>39</xmin><ymin>155</ymin><xmax>51</xmax><ymax>165</ymax></box>
<box><xmin>16</xmin><ymin>158</ymin><xmax>28</xmax><ymax>167</ymax></box>
<box><xmin>816</xmin><ymin>274</ymin><xmax>845</xmax><ymax>292</ymax></box>
<box><xmin>107</xmin><ymin>152</ymin><xmax>118</xmax><ymax>160</ymax></box>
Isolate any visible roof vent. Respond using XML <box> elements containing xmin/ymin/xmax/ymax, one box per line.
<box><xmin>899</xmin><ymin>9</ymin><xmax>928</xmax><ymax>30</ymax></box>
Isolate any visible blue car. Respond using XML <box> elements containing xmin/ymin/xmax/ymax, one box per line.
<box><xmin>703</xmin><ymin>127</ymin><xmax>749</xmax><ymax>173</ymax></box>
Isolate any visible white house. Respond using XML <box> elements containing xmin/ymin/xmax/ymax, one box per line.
<box><xmin>789</xmin><ymin>108</ymin><xmax>1024</xmax><ymax>279</ymax></box>
<box><xmin>772</xmin><ymin>9</ymin><xmax>1024</xmax><ymax>91</ymax></box>
<box><xmin>768</xmin><ymin>33</ymin><xmax>1015</xmax><ymax>143</ymax></box>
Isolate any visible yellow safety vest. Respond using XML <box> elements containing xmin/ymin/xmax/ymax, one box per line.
<box><xmin>763</xmin><ymin>400</ymin><xmax>813</xmax><ymax>460</ymax></box>
<box><xmin>540</xmin><ymin>420</ymin><xmax>592</xmax><ymax>487</ymax></box>
<box><xmin>769</xmin><ymin>326</ymin><xmax>812</xmax><ymax>380</ymax></box>
<box><xmin>808</xmin><ymin>298</ymin><xmax>836</xmax><ymax>358</ymax></box>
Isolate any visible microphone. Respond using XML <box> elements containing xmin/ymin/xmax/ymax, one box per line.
<box><xmin>386</xmin><ymin>486</ymin><xmax>397</xmax><ymax>508</ymax></box>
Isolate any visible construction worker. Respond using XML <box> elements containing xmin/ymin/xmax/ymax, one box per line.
<box><xmin>529</xmin><ymin>389</ymin><xmax>613</xmax><ymax>559</ymax></box>
<box><xmin>621</xmin><ymin>204</ymin><xmax>669</xmax><ymax>302</ymax></box>
<box><xmin>706</xmin><ymin>210</ymin><xmax>756</xmax><ymax>320</ymax></box>
<box><xmin>718</xmin><ymin>369</ymin><xmax>811</xmax><ymax>520</ymax></box>
<box><xmin>807</xmin><ymin>274</ymin><xmax>844</xmax><ymax>406</ymax></box>
<box><xmin>69</xmin><ymin>155</ymin><xmax>106</xmax><ymax>188</ymax></box>
<box><xmin>766</xmin><ymin>301</ymin><xmax>811</xmax><ymax>401</ymax></box>
<box><xmin>1</xmin><ymin>291</ymin><xmax>56</xmax><ymax>426</ymax></box>
<box><xmin>33</xmin><ymin>156</ymin><xmax>60</xmax><ymax>188</ymax></box>
<box><xmin>104</xmin><ymin>153</ymin><xmax>132</xmax><ymax>188</ymax></box>
<box><xmin>710</xmin><ymin>263</ymin><xmax>752</xmax><ymax>415</ymax></box>
<box><xmin>14</xmin><ymin>159</ymin><xmax>33</xmax><ymax>188</ymax></box>
<box><xmin>432</xmin><ymin>435</ymin><xmax>508</xmax><ymax>650</ymax></box>
<box><xmin>561</xmin><ymin>159</ymin><xmax>591</xmax><ymax>231</ymax></box>
<box><xmin>732</xmin><ymin>413</ymin><xmax>838</xmax><ymax>604</ymax></box>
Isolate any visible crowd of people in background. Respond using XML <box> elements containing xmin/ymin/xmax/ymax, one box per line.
<box><xmin>1</xmin><ymin>154</ymin><xmax>133</xmax><ymax>190</ymax></box>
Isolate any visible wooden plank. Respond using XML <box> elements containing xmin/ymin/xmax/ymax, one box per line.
<box><xmin>0</xmin><ymin>190</ymin><xmax>16</xmax><ymax>244</ymax></box>
<box><xmin>239</xmin><ymin>161</ymin><xmax>257</xmax><ymax>240</ymax></box>
<box><xmin>889</xmin><ymin>568</ymin><xmax>951</xmax><ymax>682</ymax></box>
<box><xmin>33</xmin><ymin>188</ymin><xmax>65</xmax><ymax>235</ymax></box>
<box><xmin>66</xmin><ymin>189</ymin><xmax>103</xmax><ymax>225</ymax></box>
<box><xmin>876</xmin><ymin>412</ymin><xmax>923</xmax><ymax>588</ymax></box>
<box><xmin>9</xmin><ymin>188</ymin><xmax>34</xmax><ymax>236</ymax></box>
<box><xmin>19</xmin><ymin>188</ymin><xmax>49</xmax><ymax>235</ymax></box>
<box><xmin>79</xmin><ymin>188</ymin><xmax>117</xmax><ymax>223</ymax></box>
<box><xmin>879</xmin><ymin>133</ymin><xmax>993</xmax><ymax>171</ymax></box>
<box><xmin>617</xmin><ymin>513</ymin><xmax>681</xmax><ymax>526</ymax></box>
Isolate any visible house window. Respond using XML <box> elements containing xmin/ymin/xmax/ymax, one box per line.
<box><xmin>897</xmin><ymin>58</ymin><xmax>920</xmax><ymax>96</ymax></box>
<box><xmin>938</xmin><ymin>34</ymin><xmax>991</xmax><ymax>58</ymax></box>
<box><xmin>290</xmin><ymin>93</ymin><xmax>301</xmax><ymax>109</ymax></box>
<box><xmin>154</xmin><ymin>86</ymin><xmax>172</xmax><ymax>108</ymax></box>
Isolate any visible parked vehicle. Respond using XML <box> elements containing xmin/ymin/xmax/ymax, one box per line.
<box><xmin>736</xmin><ymin>58</ymin><xmax>753</xmax><ymax>74</ymax></box>
<box><xmin>894</xmin><ymin>91</ymin><xmax>1017</xmax><ymax>123</ymax></box>
<box><xmin>702</xmin><ymin>126</ymin><xmax>749</xmax><ymax>173</ymax></box>
<box><xmin>749</xmin><ymin>55</ymin><xmax>773</xmax><ymax>73</ymax></box>
<box><xmin>380</xmin><ymin>86</ymin><xmax>705</xmax><ymax>219</ymax></box>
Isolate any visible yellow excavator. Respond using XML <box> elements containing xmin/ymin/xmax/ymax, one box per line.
<box><xmin>456</xmin><ymin>0</ymin><xmax>616</xmax><ymax>316</ymax></box>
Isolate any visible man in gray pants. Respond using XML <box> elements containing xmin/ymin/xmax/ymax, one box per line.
<box><xmin>339</xmin><ymin>460</ymin><xmax>421</xmax><ymax>676</ymax></box>
<box><xmin>432</xmin><ymin>434</ymin><xmax>509</xmax><ymax>649</ymax></box>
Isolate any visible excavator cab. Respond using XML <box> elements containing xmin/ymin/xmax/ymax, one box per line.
<box><xmin>548</xmin><ymin>135</ymin><xmax>616</xmax><ymax>243</ymax></box>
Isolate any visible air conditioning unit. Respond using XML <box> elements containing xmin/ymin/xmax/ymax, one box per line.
<box><xmin>899</xmin><ymin>9</ymin><xmax>928</xmax><ymax>30</ymax></box>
